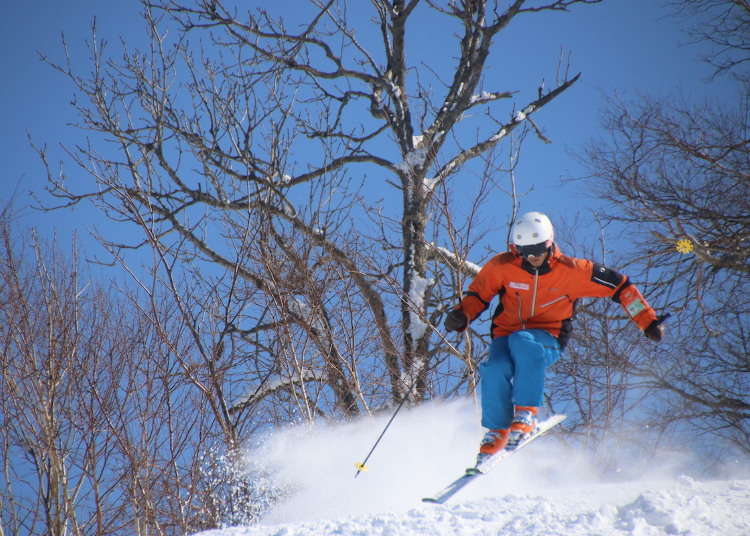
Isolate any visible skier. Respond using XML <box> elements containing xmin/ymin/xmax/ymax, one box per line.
<box><xmin>444</xmin><ymin>212</ymin><xmax>665</xmax><ymax>464</ymax></box>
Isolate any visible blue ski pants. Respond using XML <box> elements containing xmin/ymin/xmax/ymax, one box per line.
<box><xmin>479</xmin><ymin>329</ymin><xmax>561</xmax><ymax>430</ymax></box>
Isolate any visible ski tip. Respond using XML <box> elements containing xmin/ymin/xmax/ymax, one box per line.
<box><xmin>421</xmin><ymin>497</ymin><xmax>440</xmax><ymax>504</ymax></box>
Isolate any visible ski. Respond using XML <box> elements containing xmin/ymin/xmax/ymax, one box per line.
<box><xmin>421</xmin><ymin>414</ymin><xmax>566</xmax><ymax>505</ymax></box>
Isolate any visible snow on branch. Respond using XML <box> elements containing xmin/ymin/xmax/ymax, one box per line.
<box><xmin>408</xmin><ymin>272</ymin><xmax>433</xmax><ymax>342</ymax></box>
<box><xmin>430</xmin><ymin>73</ymin><xmax>582</xmax><ymax>187</ymax></box>
<box><xmin>229</xmin><ymin>369</ymin><xmax>327</xmax><ymax>414</ymax></box>
<box><xmin>426</xmin><ymin>243</ymin><xmax>481</xmax><ymax>277</ymax></box>
<box><xmin>468</xmin><ymin>90</ymin><xmax>515</xmax><ymax>107</ymax></box>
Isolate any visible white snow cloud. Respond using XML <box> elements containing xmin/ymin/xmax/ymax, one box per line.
<box><xmin>195</xmin><ymin>398</ymin><xmax>750</xmax><ymax>536</ymax></box>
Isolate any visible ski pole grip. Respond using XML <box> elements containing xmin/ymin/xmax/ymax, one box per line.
<box><xmin>655</xmin><ymin>313</ymin><xmax>671</xmax><ymax>326</ymax></box>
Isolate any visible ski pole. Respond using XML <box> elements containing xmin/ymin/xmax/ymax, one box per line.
<box><xmin>352</xmin><ymin>254</ymin><xmax>472</xmax><ymax>477</ymax></box>
<box><xmin>353</xmin><ymin>301</ymin><xmax>460</xmax><ymax>478</ymax></box>
<box><xmin>354</xmin><ymin>377</ymin><xmax>415</xmax><ymax>478</ymax></box>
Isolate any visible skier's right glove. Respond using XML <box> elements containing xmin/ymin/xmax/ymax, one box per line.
<box><xmin>444</xmin><ymin>309</ymin><xmax>468</xmax><ymax>332</ymax></box>
<box><xmin>644</xmin><ymin>313</ymin><xmax>669</xmax><ymax>342</ymax></box>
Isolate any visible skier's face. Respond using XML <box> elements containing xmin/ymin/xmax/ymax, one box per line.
<box><xmin>525</xmin><ymin>251</ymin><xmax>548</xmax><ymax>268</ymax></box>
<box><xmin>516</xmin><ymin>241</ymin><xmax>551</xmax><ymax>268</ymax></box>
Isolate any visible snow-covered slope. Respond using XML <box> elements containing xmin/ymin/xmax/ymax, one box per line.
<box><xmin>199</xmin><ymin>478</ymin><xmax>749</xmax><ymax>535</ymax></box>
<box><xmin>195</xmin><ymin>399</ymin><xmax>750</xmax><ymax>536</ymax></box>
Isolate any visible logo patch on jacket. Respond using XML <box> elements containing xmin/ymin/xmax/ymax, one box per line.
<box><xmin>509</xmin><ymin>281</ymin><xmax>530</xmax><ymax>290</ymax></box>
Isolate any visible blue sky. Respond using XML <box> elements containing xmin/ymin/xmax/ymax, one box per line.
<box><xmin>1</xmin><ymin>1</ymin><xmax>736</xmax><ymax>266</ymax></box>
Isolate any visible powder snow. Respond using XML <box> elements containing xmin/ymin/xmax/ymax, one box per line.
<box><xmin>194</xmin><ymin>398</ymin><xmax>750</xmax><ymax>536</ymax></box>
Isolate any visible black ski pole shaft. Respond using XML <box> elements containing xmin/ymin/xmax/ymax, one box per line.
<box><xmin>354</xmin><ymin>388</ymin><xmax>411</xmax><ymax>478</ymax></box>
<box><xmin>656</xmin><ymin>312</ymin><xmax>671</xmax><ymax>325</ymax></box>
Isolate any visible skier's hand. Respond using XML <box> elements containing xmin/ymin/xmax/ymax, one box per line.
<box><xmin>444</xmin><ymin>310</ymin><xmax>468</xmax><ymax>332</ymax></box>
<box><xmin>644</xmin><ymin>314</ymin><xmax>669</xmax><ymax>342</ymax></box>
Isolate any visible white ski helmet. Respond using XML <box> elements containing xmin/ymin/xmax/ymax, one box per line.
<box><xmin>511</xmin><ymin>211</ymin><xmax>554</xmax><ymax>247</ymax></box>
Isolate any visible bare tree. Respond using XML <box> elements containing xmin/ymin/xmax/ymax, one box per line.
<box><xmin>39</xmin><ymin>0</ymin><xmax>603</xmax><ymax>425</ymax></box>
<box><xmin>0</xmin><ymin>221</ymin><xmax>144</xmax><ymax>535</ymax></box>
<box><xmin>672</xmin><ymin>0</ymin><xmax>750</xmax><ymax>78</ymax></box>
<box><xmin>581</xmin><ymin>0</ymin><xmax>750</xmax><ymax>455</ymax></box>
<box><xmin>0</xmin><ymin>214</ymin><xmax>286</xmax><ymax>535</ymax></box>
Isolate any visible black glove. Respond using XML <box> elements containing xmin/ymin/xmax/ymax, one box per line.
<box><xmin>644</xmin><ymin>314</ymin><xmax>669</xmax><ymax>342</ymax></box>
<box><xmin>444</xmin><ymin>309</ymin><xmax>468</xmax><ymax>332</ymax></box>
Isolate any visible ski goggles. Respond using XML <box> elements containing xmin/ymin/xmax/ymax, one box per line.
<box><xmin>516</xmin><ymin>241</ymin><xmax>550</xmax><ymax>258</ymax></box>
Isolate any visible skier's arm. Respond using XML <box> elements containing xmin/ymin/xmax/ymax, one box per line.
<box><xmin>444</xmin><ymin>254</ymin><xmax>510</xmax><ymax>332</ymax></box>
<box><xmin>580</xmin><ymin>261</ymin><xmax>662</xmax><ymax>339</ymax></box>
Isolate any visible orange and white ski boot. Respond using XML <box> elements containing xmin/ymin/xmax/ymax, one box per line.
<box><xmin>506</xmin><ymin>406</ymin><xmax>538</xmax><ymax>450</ymax></box>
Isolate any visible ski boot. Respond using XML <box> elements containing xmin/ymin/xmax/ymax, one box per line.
<box><xmin>506</xmin><ymin>406</ymin><xmax>538</xmax><ymax>451</ymax></box>
<box><xmin>476</xmin><ymin>428</ymin><xmax>509</xmax><ymax>466</ymax></box>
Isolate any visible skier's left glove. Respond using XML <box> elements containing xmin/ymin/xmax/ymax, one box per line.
<box><xmin>444</xmin><ymin>310</ymin><xmax>468</xmax><ymax>332</ymax></box>
<box><xmin>644</xmin><ymin>314</ymin><xmax>669</xmax><ymax>342</ymax></box>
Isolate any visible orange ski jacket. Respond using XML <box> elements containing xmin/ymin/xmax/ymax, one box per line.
<box><xmin>455</xmin><ymin>245</ymin><xmax>658</xmax><ymax>348</ymax></box>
